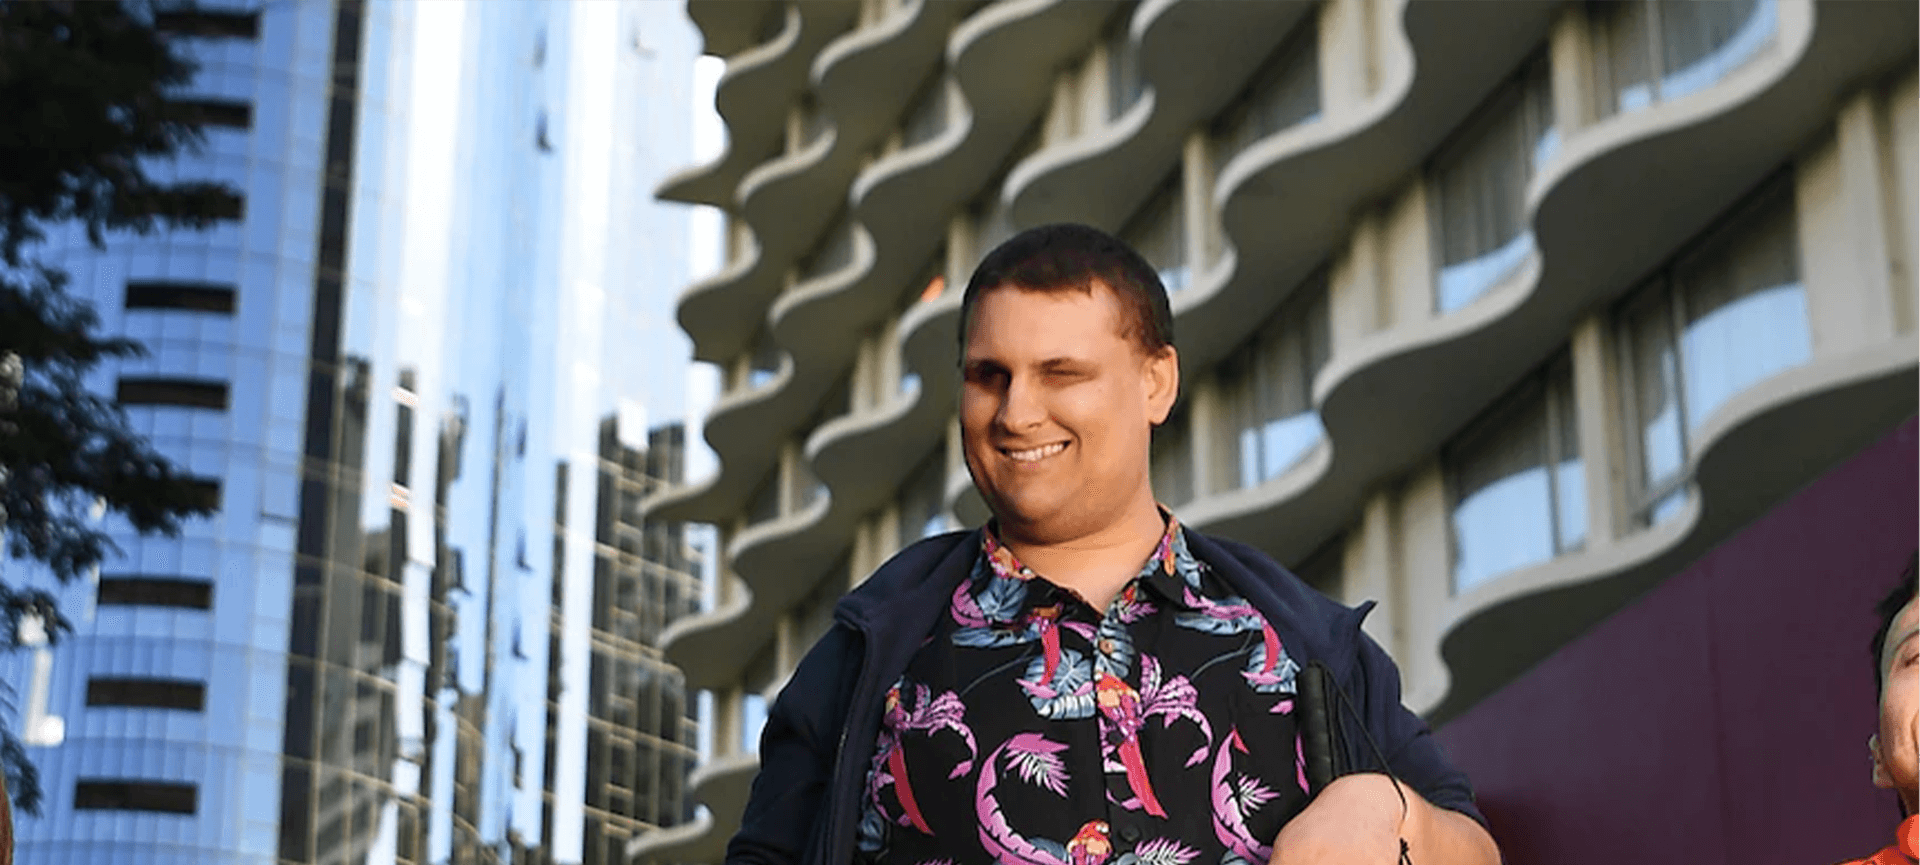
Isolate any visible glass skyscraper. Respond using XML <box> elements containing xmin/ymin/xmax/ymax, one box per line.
<box><xmin>1</xmin><ymin>2</ymin><xmax>702</xmax><ymax>863</ymax></box>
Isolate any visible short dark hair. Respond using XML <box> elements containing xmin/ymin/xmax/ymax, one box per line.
<box><xmin>1872</xmin><ymin>552</ymin><xmax>1918</xmax><ymax>693</ymax></box>
<box><xmin>957</xmin><ymin>223</ymin><xmax>1175</xmax><ymax>359</ymax></box>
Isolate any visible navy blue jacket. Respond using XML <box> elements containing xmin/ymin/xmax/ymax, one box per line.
<box><xmin>726</xmin><ymin>527</ymin><xmax>1483</xmax><ymax>865</ymax></box>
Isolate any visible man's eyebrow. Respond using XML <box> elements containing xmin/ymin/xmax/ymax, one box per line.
<box><xmin>1036</xmin><ymin>356</ymin><xmax>1091</xmax><ymax>371</ymax></box>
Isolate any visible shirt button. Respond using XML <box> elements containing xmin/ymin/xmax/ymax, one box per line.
<box><xmin>1117</xmin><ymin>823</ymin><xmax>1142</xmax><ymax>844</ymax></box>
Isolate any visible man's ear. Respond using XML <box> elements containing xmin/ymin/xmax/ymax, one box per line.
<box><xmin>1144</xmin><ymin>345</ymin><xmax>1180</xmax><ymax>425</ymax></box>
<box><xmin>1872</xmin><ymin>734</ymin><xmax>1893</xmax><ymax>788</ymax></box>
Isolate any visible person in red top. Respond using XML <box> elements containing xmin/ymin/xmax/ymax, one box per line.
<box><xmin>1841</xmin><ymin>554</ymin><xmax>1917</xmax><ymax>865</ymax></box>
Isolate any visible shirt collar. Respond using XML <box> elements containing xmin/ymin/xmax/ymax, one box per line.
<box><xmin>973</xmin><ymin>508</ymin><xmax>1200</xmax><ymax>621</ymax></box>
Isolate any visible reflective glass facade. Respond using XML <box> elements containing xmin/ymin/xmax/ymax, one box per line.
<box><xmin>2</xmin><ymin>1</ymin><xmax>701</xmax><ymax>864</ymax></box>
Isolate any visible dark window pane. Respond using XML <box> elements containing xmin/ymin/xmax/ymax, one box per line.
<box><xmin>154</xmin><ymin>9</ymin><xmax>261</xmax><ymax>38</ymax></box>
<box><xmin>117</xmin><ymin>377</ymin><xmax>229</xmax><ymax>410</ymax></box>
<box><xmin>74</xmin><ymin>780</ymin><xmax>197</xmax><ymax>814</ymax></box>
<box><xmin>123</xmin><ymin>281</ymin><xmax>237</xmax><ymax>313</ymax></box>
<box><xmin>97</xmin><ymin>576</ymin><xmax>212</xmax><ymax>609</ymax></box>
<box><xmin>166</xmin><ymin>98</ymin><xmax>252</xmax><ymax>130</ymax></box>
<box><xmin>85</xmin><ymin>677</ymin><xmax>205</xmax><ymax>710</ymax></box>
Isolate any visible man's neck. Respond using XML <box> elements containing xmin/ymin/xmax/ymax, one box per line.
<box><xmin>996</xmin><ymin>496</ymin><xmax>1168</xmax><ymax>612</ymax></box>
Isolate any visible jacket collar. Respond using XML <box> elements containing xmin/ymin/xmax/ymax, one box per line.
<box><xmin>837</xmin><ymin>523</ymin><xmax>1371</xmax><ymax>674</ymax></box>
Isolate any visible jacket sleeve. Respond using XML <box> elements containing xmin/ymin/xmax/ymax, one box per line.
<box><xmin>726</xmin><ymin>624</ymin><xmax>860</xmax><ymax>865</ymax></box>
<box><xmin>1344</xmin><ymin>629</ymin><xmax>1488</xmax><ymax>829</ymax></box>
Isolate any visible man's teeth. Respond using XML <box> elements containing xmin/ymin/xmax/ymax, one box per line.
<box><xmin>1007</xmin><ymin>442</ymin><xmax>1067</xmax><ymax>462</ymax></box>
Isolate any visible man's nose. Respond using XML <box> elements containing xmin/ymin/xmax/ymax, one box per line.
<box><xmin>997</xmin><ymin>374</ymin><xmax>1046</xmax><ymax>432</ymax></box>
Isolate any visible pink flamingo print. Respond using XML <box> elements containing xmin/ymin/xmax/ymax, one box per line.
<box><xmin>1209</xmin><ymin>728</ymin><xmax>1277</xmax><ymax>863</ymax></box>
<box><xmin>976</xmin><ymin>733</ymin><xmax>1074</xmax><ymax>865</ymax></box>
<box><xmin>867</xmin><ymin>681</ymin><xmax>978</xmax><ymax>837</ymax></box>
<box><xmin>1174</xmin><ymin>588</ymin><xmax>1298</xmax><ymax>694</ymax></box>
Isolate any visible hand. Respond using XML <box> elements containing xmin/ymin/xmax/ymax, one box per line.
<box><xmin>1267</xmin><ymin>773</ymin><xmax>1404</xmax><ymax>865</ymax></box>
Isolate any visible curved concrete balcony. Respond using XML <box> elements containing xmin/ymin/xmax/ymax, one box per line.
<box><xmin>643</xmin><ymin>356</ymin><xmax>794</xmax><ymax>524</ymax></box>
<box><xmin>628</xmin><ymin>752</ymin><xmax>761</xmax><ymax>865</ymax></box>
<box><xmin>1006</xmin><ymin>0</ymin><xmax>1315</xmax><ymax>229</ymax></box>
<box><xmin>685</xmin><ymin>1</ymin><xmax>973</xmax><ymax>369</ymax></box>
<box><xmin>659</xmin><ymin>580</ymin><xmax>754</xmax><ymax>691</ymax></box>
<box><xmin>679</xmin><ymin>128</ymin><xmax>841</xmax><ymax>363</ymax></box>
<box><xmin>807</xmin><ymin>380</ymin><xmax>948</xmax><ymax>524</ymax></box>
<box><xmin>771</xmin><ymin>0</ymin><xmax>1118</xmax><ymax>399</ymax></box>
<box><xmin>688</xmin><ymin>0</ymin><xmax>780</xmax><ymax>57</ymax></box>
<box><xmin>1183</xmin><ymin>0</ymin><xmax>1560</xmax><ymax>373</ymax></box>
<box><xmin>1204</xmin><ymin>0</ymin><xmax>1901</xmax><ymax>561</ymax></box>
<box><xmin>661</xmin><ymin>493</ymin><xmax>847</xmax><ymax>690</ymax></box>
<box><xmin>814</xmin><ymin>0</ymin><xmax>973</xmax><ymax>153</ymax></box>
<box><xmin>627</xmin><ymin>810</ymin><xmax>718</xmax><ymax>865</ymax></box>
<box><xmin>1431</xmin><ymin>336</ymin><xmax>1917</xmax><ymax>723</ymax></box>
<box><xmin>659</xmin><ymin>2</ymin><xmax>858</xmax><ymax>207</ymax></box>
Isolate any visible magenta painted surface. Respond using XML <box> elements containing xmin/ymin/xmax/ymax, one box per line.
<box><xmin>1436</xmin><ymin>418</ymin><xmax>1917</xmax><ymax>865</ymax></box>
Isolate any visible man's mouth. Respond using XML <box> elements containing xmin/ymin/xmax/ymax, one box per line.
<box><xmin>1003</xmin><ymin>441</ymin><xmax>1068</xmax><ymax>463</ymax></box>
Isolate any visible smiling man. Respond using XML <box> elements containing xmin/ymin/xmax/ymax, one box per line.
<box><xmin>728</xmin><ymin>224</ymin><xmax>1499</xmax><ymax>865</ymax></box>
<box><xmin>1841</xmin><ymin>555</ymin><xmax>1918</xmax><ymax>865</ymax></box>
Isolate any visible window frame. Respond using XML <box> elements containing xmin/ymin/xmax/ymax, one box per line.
<box><xmin>1443</xmin><ymin>352</ymin><xmax>1583</xmax><ymax>593</ymax></box>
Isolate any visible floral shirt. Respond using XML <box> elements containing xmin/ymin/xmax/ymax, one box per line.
<box><xmin>856</xmin><ymin>514</ymin><xmax>1310</xmax><ymax>865</ymax></box>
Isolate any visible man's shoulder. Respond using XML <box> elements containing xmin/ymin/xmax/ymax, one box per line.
<box><xmin>839</xmin><ymin>529</ymin><xmax>981</xmax><ymax>612</ymax></box>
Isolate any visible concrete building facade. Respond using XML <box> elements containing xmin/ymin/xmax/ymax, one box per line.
<box><xmin>632</xmin><ymin>0</ymin><xmax>1917</xmax><ymax>860</ymax></box>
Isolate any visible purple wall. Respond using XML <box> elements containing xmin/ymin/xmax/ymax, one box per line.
<box><xmin>1437</xmin><ymin>418</ymin><xmax>1917</xmax><ymax>865</ymax></box>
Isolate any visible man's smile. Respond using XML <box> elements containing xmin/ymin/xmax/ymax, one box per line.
<box><xmin>1001</xmin><ymin>441</ymin><xmax>1070</xmax><ymax>463</ymax></box>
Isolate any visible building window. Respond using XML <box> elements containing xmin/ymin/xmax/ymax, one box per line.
<box><xmin>1105</xmin><ymin>5</ymin><xmax>1143</xmax><ymax>120</ymax></box>
<box><xmin>123</xmin><ymin>280</ymin><xmax>236</xmax><ymax>313</ymax></box>
<box><xmin>1618</xmin><ymin>179</ymin><xmax>1804</xmax><ymax>524</ymax></box>
<box><xmin>1446</xmin><ymin>354</ymin><xmax>1584</xmax><ymax>593</ymax></box>
<box><xmin>74</xmin><ymin>780</ymin><xmax>198</xmax><ymax>814</ymax></box>
<box><xmin>116</xmin><ymin>377</ymin><xmax>229</xmax><ymax>410</ymax></box>
<box><xmin>1210</xmin><ymin>274</ymin><xmax>1329</xmax><ymax>492</ymax></box>
<box><xmin>745</xmin><ymin>331</ymin><xmax>782</xmax><ymax>390</ymax></box>
<box><xmin>1121</xmin><ymin>170</ymin><xmax>1188</xmax><ymax>292</ymax></box>
<box><xmin>897</xmin><ymin>448</ymin><xmax>948</xmax><ymax>550</ymax></box>
<box><xmin>1593</xmin><ymin>0</ymin><xmax>1777</xmax><ymax>117</ymax></box>
<box><xmin>1150</xmin><ymin>404</ymin><xmax>1194</xmax><ymax>508</ymax></box>
<box><xmin>97</xmin><ymin>576</ymin><xmax>213</xmax><ymax>610</ymax></box>
<box><xmin>1213</xmin><ymin>15</ymin><xmax>1320</xmax><ymax>165</ymax></box>
<box><xmin>153</xmin><ymin>9</ymin><xmax>259</xmax><ymax>39</ymax></box>
<box><xmin>799</xmin><ymin>211</ymin><xmax>856</xmax><ymax>281</ymax></box>
<box><xmin>900</xmin><ymin>71</ymin><xmax>949</xmax><ymax>149</ymax></box>
<box><xmin>165</xmin><ymin>98</ymin><xmax>252</xmax><ymax>130</ymax></box>
<box><xmin>746</xmin><ymin>471</ymin><xmax>780</xmax><ymax>526</ymax></box>
<box><xmin>86</xmin><ymin>678</ymin><xmax>206</xmax><ymax>711</ymax></box>
<box><xmin>1431</xmin><ymin>51</ymin><xmax>1556</xmax><ymax>313</ymax></box>
<box><xmin>183</xmin><ymin>477</ymin><xmax>222</xmax><ymax>510</ymax></box>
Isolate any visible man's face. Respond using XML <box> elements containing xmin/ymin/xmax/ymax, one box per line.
<box><xmin>1873</xmin><ymin>596</ymin><xmax>1918</xmax><ymax>811</ymax></box>
<box><xmin>959</xmin><ymin>283</ymin><xmax>1176</xmax><ymax>544</ymax></box>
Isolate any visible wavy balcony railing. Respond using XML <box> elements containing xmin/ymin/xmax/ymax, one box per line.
<box><xmin>1006</xmin><ymin>0</ymin><xmax>1315</xmax><ymax>229</ymax></box>
<box><xmin>678</xmin><ymin>128</ymin><xmax>841</xmax><ymax>363</ymax></box>
<box><xmin>1179</xmin><ymin>0</ymin><xmax>1915</xmax><ymax>718</ymax></box>
<box><xmin>658</xmin><ymin>4</ymin><xmax>809</xmax><ymax>207</ymax></box>
<box><xmin>628</xmin><ymin>751</ymin><xmax>760</xmax><ymax>865</ymax></box>
<box><xmin>807</xmin><ymin>379</ymin><xmax>949</xmax><ymax>523</ymax></box>
<box><xmin>681</xmin><ymin>1</ymin><xmax>973</xmax><ymax>370</ymax></box>
<box><xmin>627</xmin><ymin>809</ymin><xmax>718</xmax><ymax>865</ymax></box>
<box><xmin>776</xmin><ymin>0</ymin><xmax>1116</xmax><ymax>376</ymax></box>
<box><xmin>1178</xmin><ymin>0</ymin><xmax>1560</xmax><ymax>373</ymax></box>
<box><xmin>658</xmin><ymin>579</ymin><xmax>753</xmax><ymax>690</ymax></box>
<box><xmin>1431</xmin><ymin>337</ymin><xmax>1916</xmax><ymax>723</ymax></box>
<box><xmin>814</xmin><ymin>0</ymin><xmax>972</xmax><ymax>154</ymax></box>
<box><xmin>654</xmin><ymin>256</ymin><xmax>874</xmax><ymax>527</ymax></box>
